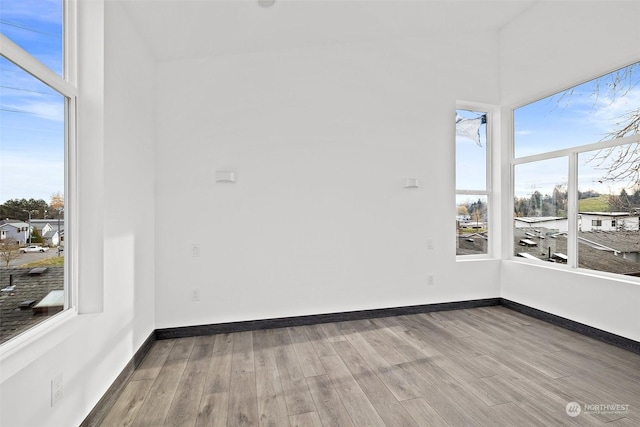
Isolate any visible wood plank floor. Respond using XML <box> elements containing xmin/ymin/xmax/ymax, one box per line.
<box><xmin>99</xmin><ymin>306</ymin><xmax>640</xmax><ymax>426</ymax></box>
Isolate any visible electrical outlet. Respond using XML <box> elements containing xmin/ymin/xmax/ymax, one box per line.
<box><xmin>427</xmin><ymin>239</ymin><xmax>434</xmax><ymax>250</ymax></box>
<box><xmin>192</xmin><ymin>289</ymin><xmax>200</xmax><ymax>302</ymax></box>
<box><xmin>51</xmin><ymin>373</ymin><xmax>63</xmax><ymax>406</ymax></box>
<box><xmin>427</xmin><ymin>275</ymin><xmax>435</xmax><ymax>285</ymax></box>
<box><xmin>192</xmin><ymin>245</ymin><xmax>200</xmax><ymax>257</ymax></box>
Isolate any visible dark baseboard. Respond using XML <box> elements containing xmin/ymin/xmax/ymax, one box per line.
<box><xmin>80</xmin><ymin>331</ymin><xmax>156</xmax><ymax>427</ymax></box>
<box><xmin>500</xmin><ymin>298</ymin><xmax>640</xmax><ymax>355</ymax></box>
<box><xmin>155</xmin><ymin>298</ymin><xmax>503</xmax><ymax>340</ymax></box>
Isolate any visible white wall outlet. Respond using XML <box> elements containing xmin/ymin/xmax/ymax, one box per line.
<box><xmin>192</xmin><ymin>289</ymin><xmax>200</xmax><ymax>302</ymax></box>
<box><xmin>427</xmin><ymin>239</ymin><xmax>434</xmax><ymax>250</ymax></box>
<box><xmin>191</xmin><ymin>244</ymin><xmax>200</xmax><ymax>257</ymax></box>
<box><xmin>51</xmin><ymin>373</ymin><xmax>63</xmax><ymax>406</ymax></box>
<box><xmin>427</xmin><ymin>275</ymin><xmax>435</xmax><ymax>285</ymax></box>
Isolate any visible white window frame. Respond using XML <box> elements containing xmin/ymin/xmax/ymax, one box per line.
<box><xmin>509</xmin><ymin>66</ymin><xmax>640</xmax><ymax>280</ymax></box>
<box><xmin>0</xmin><ymin>0</ymin><xmax>78</xmax><ymax>348</ymax></box>
<box><xmin>456</xmin><ymin>102</ymin><xmax>496</xmax><ymax>260</ymax></box>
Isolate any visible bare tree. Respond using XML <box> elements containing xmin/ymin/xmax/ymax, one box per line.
<box><xmin>0</xmin><ymin>238</ymin><xmax>21</xmax><ymax>268</ymax></box>
<box><xmin>585</xmin><ymin>63</ymin><xmax>640</xmax><ymax>186</ymax></box>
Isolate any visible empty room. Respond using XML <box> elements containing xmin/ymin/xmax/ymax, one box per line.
<box><xmin>0</xmin><ymin>0</ymin><xmax>639</xmax><ymax>426</ymax></box>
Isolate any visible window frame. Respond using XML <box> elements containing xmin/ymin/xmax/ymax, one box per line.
<box><xmin>509</xmin><ymin>63</ymin><xmax>640</xmax><ymax>280</ymax></box>
<box><xmin>0</xmin><ymin>0</ymin><xmax>78</xmax><ymax>348</ymax></box>
<box><xmin>456</xmin><ymin>102</ymin><xmax>495</xmax><ymax>260</ymax></box>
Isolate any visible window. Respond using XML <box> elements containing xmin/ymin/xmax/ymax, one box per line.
<box><xmin>513</xmin><ymin>61</ymin><xmax>640</xmax><ymax>276</ymax></box>
<box><xmin>0</xmin><ymin>1</ymin><xmax>75</xmax><ymax>345</ymax></box>
<box><xmin>456</xmin><ymin>108</ymin><xmax>490</xmax><ymax>256</ymax></box>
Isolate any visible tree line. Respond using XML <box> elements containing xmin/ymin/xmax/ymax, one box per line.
<box><xmin>0</xmin><ymin>193</ymin><xmax>64</xmax><ymax>222</ymax></box>
<box><xmin>513</xmin><ymin>185</ymin><xmax>640</xmax><ymax>217</ymax></box>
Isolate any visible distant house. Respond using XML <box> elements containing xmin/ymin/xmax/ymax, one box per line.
<box><xmin>579</xmin><ymin>212</ymin><xmax>639</xmax><ymax>232</ymax></box>
<box><xmin>0</xmin><ymin>220</ymin><xmax>30</xmax><ymax>244</ymax></box>
<box><xmin>514</xmin><ymin>216</ymin><xmax>568</xmax><ymax>233</ymax></box>
<box><xmin>30</xmin><ymin>219</ymin><xmax>63</xmax><ymax>247</ymax></box>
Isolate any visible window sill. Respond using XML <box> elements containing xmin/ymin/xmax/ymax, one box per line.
<box><xmin>505</xmin><ymin>257</ymin><xmax>640</xmax><ymax>286</ymax></box>
<box><xmin>456</xmin><ymin>254</ymin><xmax>496</xmax><ymax>261</ymax></box>
<box><xmin>0</xmin><ymin>308</ymin><xmax>99</xmax><ymax>383</ymax></box>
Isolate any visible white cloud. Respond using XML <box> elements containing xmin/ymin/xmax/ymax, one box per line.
<box><xmin>0</xmin><ymin>150</ymin><xmax>64</xmax><ymax>203</ymax></box>
<box><xmin>591</xmin><ymin>88</ymin><xmax>640</xmax><ymax>134</ymax></box>
<box><xmin>7</xmin><ymin>100</ymin><xmax>65</xmax><ymax>122</ymax></box>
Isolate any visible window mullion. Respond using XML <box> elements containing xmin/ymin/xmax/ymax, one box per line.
<box><xmin>0</xmin><ymin>33</ymin><xmax>77</xmax><ymax>98</ymax></box>
<box><xmin>567</xmin><ymin>153</ymin><xmax>578</xmax><ymax>268</ymax></box>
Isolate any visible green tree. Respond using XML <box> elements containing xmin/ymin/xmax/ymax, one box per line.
<box><xmin>0</xmin><ymin>198</ymin><xmax>49</xmax><ymax>221</ymax></box>
<box><xmin>30</xmin><ymin>227</ymin><xmax>43</xmax><ymax>244</ymax></box>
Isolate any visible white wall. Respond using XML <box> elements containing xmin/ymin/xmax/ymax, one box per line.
<box><xmin>0</xmin><ymin>3</ymin><xmax>156</xmax><ymax>426</ymax></box>
<box><xmin>499</xmin><ymin>1</ymin><xmax>640</xmax><ymax>342</ymax></box>
<box><xmin>500</xmin><ymin>0</ymin><xmax>640</xmax><ymax>107</ymax></box>
<box><xmin>155</xmin><ymin>32</ymin><xmax>503</xmax><ymax>329</ymax></box>
<box><xmin>502</xmin><ymin>262</ymin><xmax>640</xmax><ymax>342</ymax></box>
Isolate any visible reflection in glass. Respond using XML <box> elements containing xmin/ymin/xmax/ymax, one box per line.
<box><xmin>456</xmin><ymin>109</ymin><xmax>487</xmax><ymax>191</ymax></box>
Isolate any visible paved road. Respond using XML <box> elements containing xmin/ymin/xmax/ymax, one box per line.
<box><xmin>6</xmin><ymin>250</ymin><xmax>61</xmax><ymax>268</ymax></box>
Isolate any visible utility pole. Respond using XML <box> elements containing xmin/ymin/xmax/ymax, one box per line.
<box><xmin>57</xmin><ymin>209</ymin><xmax>63</xmax><ymax>256</ymax></box>
<box><xmin>24</xmin><ymin>210</ymin><xmax>32</xmax><ymax>245</ymax></box>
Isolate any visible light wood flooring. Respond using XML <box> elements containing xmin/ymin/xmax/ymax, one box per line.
<box><xmin>99</xmin><ymin>306</ymin><xmax>640</xmax><ymax>426</ymax></box>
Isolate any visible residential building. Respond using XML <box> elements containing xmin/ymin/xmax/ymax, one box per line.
<box><xmin>514</xmin><ymin>216</ymin><xmax>569</xmax><ymax>232</ymax></box>
<box><xmin>580</xmin><ymin>212</ymin><xmax>640</xmax><ymax>232</ymax></box>
<box><xmin>30</xmin><ymin>219</ymin><xmax>63</xmax><ymax>247</ymax></box>
<box><xmin>0</xmin><ymin>221</ymin><xmax>30</xmax><ymax>245</ymax></box>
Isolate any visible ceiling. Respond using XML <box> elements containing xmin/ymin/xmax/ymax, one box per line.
<box><xmin>119</xmin><ymin>0</ymin><xmax>538</xmax><ymax>62</ymax></box>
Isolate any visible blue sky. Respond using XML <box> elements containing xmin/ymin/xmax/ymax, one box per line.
<box><xmin>513</xmin><ymin>64</ymin><xmax>640</xmax><ymax>199</ymax></box>
<box><xmin>0</xmin><ymin>0</ymin><xmax>64</xmax><ymax>204</ymax></box>
<box><xmin>457</xmin><ymin>63</ymin><xmax>640</xmax><ymax>203</ymax></box>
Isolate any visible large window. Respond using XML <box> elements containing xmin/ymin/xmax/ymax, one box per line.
<box><xmin>456</xmin><ymin>108</ymin><xmax>490</xmax><ymax>256</ymax></box>
<box><xmin>0</xmin><ymin>1</ymin><xmax>75</xmax><ymax>345</ymax></box>
<box><xmin>513</xmin><ymin>61</ymin><xmax>640</xmax><ymax>276</ymax></box>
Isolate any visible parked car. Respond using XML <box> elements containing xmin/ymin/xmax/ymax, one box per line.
<box><xmin>20</xmin><ymin>245</ymin><xmax>49</xmax><ymax>253</ymax></box>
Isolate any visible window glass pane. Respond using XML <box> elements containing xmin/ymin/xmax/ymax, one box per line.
<box><xmin>0</xmin><ymin>56</ymin><xmax>65</xmax><ymax>344</ymax></box>
<box><xmin>514</xmin><ymin>62</ymin><xmax>640</xmax><ymax>158</ymax></box>
<box><xmin>456</xmin><ymin>195</ymin><xmax>488</xmax><ymax>255</ymax></box>
<box><xmin>513</xmin><ymin>158</ymin><xmax>568</xmax><ymax>262</ymax></box>
<box><xmin>456</xmin><ymin>109</ymin><xmax>487</xmax><ymax>190</ymax></box>
<box><xmin>0</xmin><ymin>0</ymin><xmax>63</xmax><ymax>75</ymax></box>
<box><xmin>578</xmin><ymin>144</ymin><xmax>640</xmax><ymax>275</ymax></box>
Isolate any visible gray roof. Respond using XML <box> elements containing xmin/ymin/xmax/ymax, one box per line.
<box><xmin>0</xmin><ymin>267</ymin><xmax>64</xmax><ymax>344</ymax></box>
<box><xmin>579</xmin><ymin>212</ymin><xmax>637</xmax><ymax>217</ymax></box>
<box><xmin>42</xmin><ymin>230</ymin><xmax>59</xmax><ymax>239</ymax></box>
<box><xmin>579</xmin><ymin>231</ymin><xmax>640</xmax><ymax>253</ymax></box>
<box><xmin>514</xmin><ymin>227</ymin><xmax>640</xmax><ymax>275</ymax></box>
<box><xmin>514</xmin><ymin>217</ymin><xmax>566</xmax><ymax>223</ymax></box>
<box><xmin>457</xmin><ymin>232</ymin><xmax>488</xmax><ymax>255</ymax></box>
<box><xmin>0</xmin><ymin>221</ymin><xmax>29</xmax><ymax>229</ymax></box>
